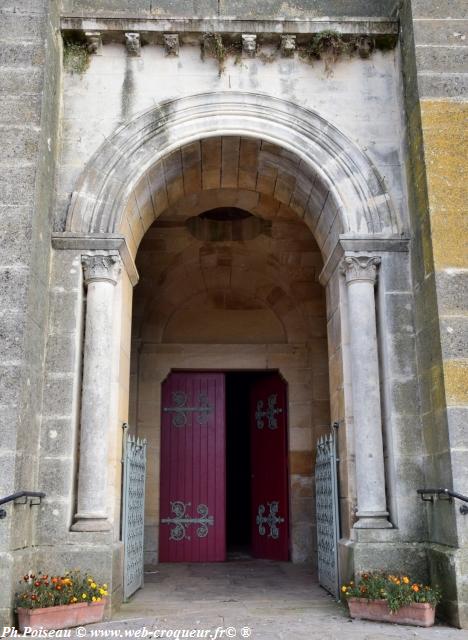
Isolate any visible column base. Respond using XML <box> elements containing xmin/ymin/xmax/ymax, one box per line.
<box><xmin>354</xmin><ymin>513</ymin><xmax>393</xmax><ymax>529</ymax></box>
<box><xmin>71</xmin><ymin>513</ymin><xmax>112</xmax><ymax>532</ymax></box>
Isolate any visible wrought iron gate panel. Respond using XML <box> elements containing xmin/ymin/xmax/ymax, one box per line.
<box><xmin>315</xmin><ymin>431</ymin><xmax>340</xmax><ymax>599</ymax></box>
<box><xmin>122</xmin><ymin>434</ymin><xmax>147</xmax><ymax>601</ymax></box>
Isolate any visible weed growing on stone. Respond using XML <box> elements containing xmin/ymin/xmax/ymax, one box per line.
<box><xmin>63</xmin><ymin>39</ymin><xmax>90</xmax><ymax>75</ymax></box>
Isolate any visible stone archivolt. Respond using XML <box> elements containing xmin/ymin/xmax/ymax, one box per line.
<box><xmin>66</xmin><ymin>92</ymin><xmax>399</xmax><ymax>265</ymax></box>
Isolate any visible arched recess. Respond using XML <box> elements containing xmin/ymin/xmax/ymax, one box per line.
<box><xmin>66</xmin><ymin>91</ymin><xmax>400</xmax><ymax>262</ymax></box>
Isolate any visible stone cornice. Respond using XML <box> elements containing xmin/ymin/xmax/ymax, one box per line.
<box><xmin>60</xmin><ymin>16</ymin><xmax>399</xmax><ymax>42</ymax></box>
<box><xmin>52</xmin><ymin>232</ymin><xmax>139</xmax><ymax>286</ymax></box>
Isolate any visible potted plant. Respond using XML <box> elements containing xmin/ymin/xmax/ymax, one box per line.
<box><xmin>341</xmin><ymin>572</ymin><xmax>441</xmax><ymax>627</ymax></box>
<box><xmin>16</xmin><ymin>571</ymin><xmax>109</xmax><ymax>631</ymax></box>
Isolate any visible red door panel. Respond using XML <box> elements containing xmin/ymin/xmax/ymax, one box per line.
<box><xmin>250</xmin><ymin>374</ymin><xmax>289</xmax><ymax>560</ymax></box>
<box><xmin>159</xmin><ymin>372</ymin><xmax>226</xmax><ymax>562</ymax></box>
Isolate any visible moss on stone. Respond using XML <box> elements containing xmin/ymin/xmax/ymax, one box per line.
<box><xmin>63</xmin><ymin>37</ymin><xmax>90</xmax><ymax>74</ymax></box>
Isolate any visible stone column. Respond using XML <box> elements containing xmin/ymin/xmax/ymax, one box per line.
<box><xmin>342</xmin><ymin>255</ymin><xmax>392</xmax><ymax>529</ymax></box>
<box><xmin>72</xmin><ymin>253</ymin><xmax>121</xmax><ymax>532</ymax></box>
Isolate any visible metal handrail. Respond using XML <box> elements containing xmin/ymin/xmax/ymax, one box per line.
<box><xmin>417</xmin><ymin>488</ymin><xmax>468</xmax><ymax>515</ymax></box>
<box><xmin>0</xmin><ymin>491</ymin><xmax>45</xmax><ymax>519</ymax></box>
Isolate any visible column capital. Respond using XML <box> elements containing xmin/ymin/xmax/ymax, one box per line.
<box><xmin>82</xmin><ymin>253</ymin><xmax>121</xmax><ymax>286</ymax></box>
<box><xmin>341</xmin><ymin>255</ymin><xmax>381</xmax><ymax>285</ymax></box>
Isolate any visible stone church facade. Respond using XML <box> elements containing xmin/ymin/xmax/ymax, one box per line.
<box><xmin>0</xmin><ymin>0</ymin><xmax>466</xmax><ymax>629</ymax></box>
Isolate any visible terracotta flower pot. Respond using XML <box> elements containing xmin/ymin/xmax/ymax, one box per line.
<box><xmin>348</xmin><ymin>598</ymin><xmax>435</xmax><ymax>627</ymax></box>
<box><xmin>17</xmin><ymin>600</ymin><xmax>106</xmax><ymax>632</ymax></box>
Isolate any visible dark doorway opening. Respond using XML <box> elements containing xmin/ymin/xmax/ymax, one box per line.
<box><xmin>225</xmin><ymin>372</ymin><xmax>257</xmax><ymax>559</ymax></box>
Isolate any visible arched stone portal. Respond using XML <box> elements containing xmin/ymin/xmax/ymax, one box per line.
<box><xmin>55</xmin><ymin>91</ymin><xmax>406</xmax><ymax>595</ymax></box>
<box><xmin>66</xmin><ymin>92</ymin><xmax>399</xmax><ymax>252</ymax></box>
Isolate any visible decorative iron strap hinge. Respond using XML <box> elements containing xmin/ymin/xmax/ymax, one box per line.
<box><xmin>163</xmin><ymin>391</ymin><xmax>213</xmax><ymax>427</ymax></box>
<box><xmin>256</xmin><ymin>501</ymin><xmax>285</xmax><ymax>539</ymax></box>
<box><xmin>161</xmin><ymin>501</ymin><xmax>214</xmax><ymax>541</ymax></box>
<box><xmin>255</xmin><ymin>393</ymin><xmax>282</xmax><ymax>430</ymax></box>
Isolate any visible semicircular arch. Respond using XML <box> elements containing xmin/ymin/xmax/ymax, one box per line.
<box><xmin>66</xmin><ymin>92</ymin><xmax>399</xmax><ymax>262</ymax></box>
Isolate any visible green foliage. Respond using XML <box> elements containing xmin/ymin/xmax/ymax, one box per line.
<box><xmin>301</xmin><ymin>31</ymin><xmax>378</xmax><ymax>74</ymax></box>
<box><xmin>342</xmin><ymin>572</ymin><xmax>442</xmax><ymax>613</ymax></box>
<box><xmin>201</xmin><ymin>33</ymin><xmax>242</xmax><ymax>76</ymax></box>
<box><xmin>306</xmin><ymin>31</ymin><xmax>353</xmax><ymax>62</ymax></box>
<box><xmin>63</xmin><ymin>39</ymin><xmax>90</xmax><ymax>75</ymax></box>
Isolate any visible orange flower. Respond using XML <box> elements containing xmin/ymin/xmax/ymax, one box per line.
<box><xmin>402</xmin><ymin>576</ymin><xmax>410</xmax><ymax>584</ymax></box>
<box><xmin>412</xmin><ymin>584</ymin><xmax>420</xmax><ymax>592</ymax></box>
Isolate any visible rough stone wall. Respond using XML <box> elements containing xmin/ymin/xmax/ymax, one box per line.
<box><xmin>0</xmin><ymin>0</ymin><xmax>61</xmax><ymax>626</ymax></box>
<box><xmin>399</xmin><ymin>0</ymin><xmax>468</xmax><ymax>627</ymax></box>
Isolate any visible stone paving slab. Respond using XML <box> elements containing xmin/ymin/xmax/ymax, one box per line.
<box><xmin>70</xmin><ymin>562</ymin><xmax>464</xmax><ymax>640</ymax></box>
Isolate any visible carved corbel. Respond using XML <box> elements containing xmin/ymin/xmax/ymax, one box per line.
<box><xmin>164</xmin><ymin>33</ymin><xmax>179</xmax><ymax>57</ymax></box>
<box><xmin>85</xmin><ymin>31</ymin><xmax>102</xmax><ymax>55</ymax></box>
<box><xmin>242</xmin><ymin>34</ymin><xmax>257</xmax><ymax>58</ymax></box>
<box><xmin>125</xmin><ymin>32</ymin><xmax>141</xmax><ymax>57</ymax></box>
<box><xmin>355</xmin><ymin>36</ymin><xmax>375</xmax><ymax>59</ymax></box>
<box><xmin>280</xmin><ymin>35</ymin><xmax>296</xmax><ymax>57</ymax></box>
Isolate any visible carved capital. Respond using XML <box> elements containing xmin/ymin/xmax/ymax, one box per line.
<box><xmin>341</xmin><ymin>255</ymin><xmax>381</xmax><ymax>285</ymax></box>
<box><xmin>85</xmin><ymin>31</ymin><xmax>102</xmax><ymax>55</ymax></box>
<box><xmin>242</xmin><ymin>34</ymin><xmax>257</xmax><ymax>57</ymax></box>
<box><xmin>82</xmin><ymin>254</ymin><xmax>121</xmax><ymax>286</ymax></box>
<box><xmin>164</xmin><ymin>33</ymin><xmax>179</xmax><ymax>56</ymax></box>
<box><xmin>125</xmin><ymin>32</ymin><xmax>141</xmax><ymax>56</ymax></box>
<box><xmin>280</xmin><ymin>35</ymin><xmax>296</xmax><ymax>57</ymax></box>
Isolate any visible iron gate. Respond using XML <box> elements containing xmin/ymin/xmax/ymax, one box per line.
<box><xmin>315</xmin><ymin>430</ymin><xmax>340</xmax><ymax>599</ymax></box>
<box><xmin>122</xmin><ymin>433</ymin><xmax>147</xmax><ymax>600</ymax></box>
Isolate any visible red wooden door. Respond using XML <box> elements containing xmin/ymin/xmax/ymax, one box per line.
<box><xmin>159</xmin><ymin>372</ymin><xmax>226</xmax><ymax>562</ymax></box>
<box><xmin>250</xmin><ymin>373</ymin><xmax>289</xmax><ymax>560</ymax></box>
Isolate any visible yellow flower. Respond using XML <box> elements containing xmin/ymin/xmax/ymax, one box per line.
<box><xmin>341</xmin><ymin>586</ymin><xmax>347</xmax><ymax>593</ymax></box>
<box><xmin>82</xmin><ymin>593</ymin><xmax>88</xmax><ymax>599</ymax></box>
<box><xmin>90</xmin><ymin>582</ymin><xmax>97</xmax><ymax>589</ymax></box>
<box><xmin>92</xmin><ymin>597</ymin><xmax>96</xmax><ymax>602</ymax></box>
<box><xmin>96</xmin><ymin>597</ymin><xmax>102</xmax><ymax>602</ymax></box>
<box><xmin>402</xmin><ymin>576</ymin><xmax>410</xmax><ymax>584</ymax></box>
<box><xmin>103</xmin><ymin>584</ymin><xmax>108</xmax><ymax>589</ymax></box>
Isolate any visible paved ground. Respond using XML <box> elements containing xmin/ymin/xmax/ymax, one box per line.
<box><xmin>73</xmin><ymin>562</ymin><xmax>464</xmax><ymax>640</ymax></box>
